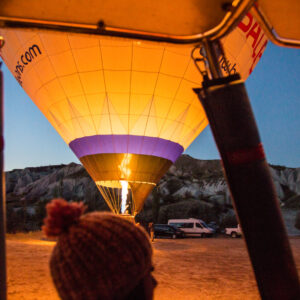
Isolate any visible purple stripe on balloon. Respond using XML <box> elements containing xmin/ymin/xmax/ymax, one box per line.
<box><xmin>69</xmin><ymin>135</ymin><xmax>184</xmax><ymax>163</ymax></box>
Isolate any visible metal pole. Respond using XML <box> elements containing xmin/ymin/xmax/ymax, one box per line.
<box><xmin>0</xmin><ymin>63</ymin><xmax>7</xmax><ymax>300</ymax></box>
<box><xmin>193</xmin><ymin>42</ymin><xmax>300</xmax><ymax>299</ymax></box>
<box><xmin>201</xmin><ymin>39</ymin><xmax>223</xmax><ymax>79</ymax></box>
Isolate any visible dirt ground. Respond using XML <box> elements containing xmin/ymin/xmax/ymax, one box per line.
<box><xmin>5</xmin><ymin>232</ymin><xmax>300</xmax><ymax>300</ymax></box>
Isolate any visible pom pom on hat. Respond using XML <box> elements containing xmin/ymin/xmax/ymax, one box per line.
<box><xmin>43</xmin><ymin>198</ymin><xmax>85</xmax><ymax>237</ymax></box>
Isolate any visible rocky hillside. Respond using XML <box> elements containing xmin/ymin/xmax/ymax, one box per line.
<box><xmin>161</xmin><ymin>156</ymin><xmax>300</xmax><ymax>205</ymax></box>
<box><xmin>5</xmin><ymin>155</ymin><xmax>300</xmax><ymax>232</ymax></box>
<box><xmin>6</xmin><ymin>163</ymin><xmax>99</xmax><ymax>206</ymax></box>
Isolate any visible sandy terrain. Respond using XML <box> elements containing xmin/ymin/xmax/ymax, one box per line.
<box><xmin>5</xmin><ymin>232</ymin><xmax>300</xmax><ymax>300</ymax></box>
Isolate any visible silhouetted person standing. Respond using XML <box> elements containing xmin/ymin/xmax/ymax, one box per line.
<box><xmin>148</xmin><ymin>222</ymin><xmax>154</xmax><ymax>242</ymax></box>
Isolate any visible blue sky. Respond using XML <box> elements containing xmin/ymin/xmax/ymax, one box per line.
<box><xmin>2</xmin><ymin>43</ymin><xmax>300</xmax><ymax>171</ymax></box>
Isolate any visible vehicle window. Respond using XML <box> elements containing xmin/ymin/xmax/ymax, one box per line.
<box><xmin>183</xmin><ymin>223</ymin><xmax>193</xmax><ymax>228</ymax></box>
<box><xmin>170</xmin><ymin>223</ymin><xmax>183</xmax><ymax>228</ymax></box>
<box><xmin>156</xmin><ymin>225</ymin><xmax>165</xmax><ymax>230</ymax></box>
<box><xmin>196</xmin><ymin>223</ymin><xmax>203</xmax><ymax>228</ymax></box>
<box><xmin>201</xmin><ymin>222</ymin><xmax>209</xmax><ymax>229</ymax></box>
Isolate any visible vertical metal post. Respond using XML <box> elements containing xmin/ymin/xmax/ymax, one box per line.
<box><xmin>0</xmin><ymin>63</ymin><xmax>7</xmax><ymax>300</ymax></box>
<box><xmin>193</xmin><ymin>41</ymin><xmax>300</xmax><ymax>299</ymax></box>
<box><xmin>202</xmin><ymin>39</ymin><xmax>223</xmax><ymax>79</ymax></box>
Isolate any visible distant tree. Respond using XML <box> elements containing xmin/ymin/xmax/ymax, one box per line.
<box><xmin>151</xmin><ymin>186</ymin><xmax>160</xmax><ymax>223</ymax></box>
<box><xmin>186</xmin><ymin>202</ymin><xmax>215</xmax><ymax>223</ymax></box>
<box><xmin>295</xmin><ymin>211</ymin><xmax>300</xmax><ymax>231</ymax></box>
<box><xmin>6</xmin><ymin>205</ymin><xmax>18</xmax><ymax>233</ymax></box>
<box><xmin>84</xmin><ymin>186</ymin><xmax>95</xmax><ymax>210</ymax></box>
<box><xmin>157</xmin><ymin>206</ymin><xmax>169</xmax><ymax>224</ymax></box>
<box><xmin>52</xmin><ymin>185</ymin><xmax>60</xmax><ymax>198</ymax></box>
<box><xmin>285</xmin><ymin>195</ymin><xmax>300</xmax><ymax>209</ymax></box>
<box><xmin>21</xmin><ymin>198</ymin><xmax>27</xmax><ymax>229</ymax></box>
<box><xmin>17</xmin><ymin>207</ymin><xmax>27</xmax><ymax>231</ymax></box>
<box><xmin>34</xmin><ymin>198</ymin><xmax>50</xmax><ymax>228</ymax></box>
<box><xmin>84</xmin><ymin>186</ymin><xmax>109</xmax><ymax>212</ymax></box>
<box><xmin>281</xmin><ymin>185</ymin><xmax>297</xmax><ymax>202</ymax></box>
<box><xmin>220</xmin><ymin>213</ymin><xmax>238</xmax><ymax>229</ymax></box>
<box><xmin>166</xmin><ymin>178</ymin><xmax>182</xmax><ymax>195</ymax></box>
<box><xmin>212</xmin><ymin>202</ymin><xmax>223</xmax><ymax>220</ymax></box>
<box><xmin>162</xmin><ymin>194</ymin><xmax>177</xmax><ymax>205</ymax></box>
<box><xmin>184</xmin><ymin>191</ymin><xmax>193</xmax><ymax>199</ymax></box>
<box><xmin>53</xmin><ymin>173</ymin><xmax>64</xmax><ymax>198</ymax></box>
<box><xmin>187</xmin><ymin>205</ymin><xmax>199</xmax><ymax>219</ymax></box>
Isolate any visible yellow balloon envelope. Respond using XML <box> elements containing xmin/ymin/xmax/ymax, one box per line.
<box><xmin>0</xmin><ymin>12</ymin><xmax>267</xmax><ymax>216</ymax></box>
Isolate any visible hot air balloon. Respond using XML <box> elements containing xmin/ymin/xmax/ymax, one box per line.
<box><xmin>0</xmin><ymin>13</ymin><xmax>267</xmax><ymax>216</ymax></box>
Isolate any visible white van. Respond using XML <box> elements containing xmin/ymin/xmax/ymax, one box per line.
<box><xmin>168</xmin><ymin>218</ymin><xmax>214</xmax><ymax>237</ymax></box>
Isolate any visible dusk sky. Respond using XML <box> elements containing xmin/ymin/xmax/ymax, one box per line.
<box><xmin>2</xmin><ymin>42</ymin><xmax>300</xmax><ymax>171</ymax></box>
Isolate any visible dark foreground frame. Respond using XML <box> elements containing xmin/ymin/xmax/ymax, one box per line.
<box><xmin>194</xmin><ymin>74</ymin><xmax>300</xmax><ymax>299</ymax></box>
<box><xmin>0</xmin><ymin>63</ymin><xmax>6</xmax><ymax>300</ymax></box>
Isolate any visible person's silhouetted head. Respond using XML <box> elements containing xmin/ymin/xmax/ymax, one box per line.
<box><xmin>43</xmin><ymin>198</ymin><xmax>156</xmax><ymax>300</ymax></box>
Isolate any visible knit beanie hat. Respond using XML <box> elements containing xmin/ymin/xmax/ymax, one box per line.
<box><xmin>43</xmin><ymin>198</ymin><xmax>153</xmax><ymax>300</ymax></box>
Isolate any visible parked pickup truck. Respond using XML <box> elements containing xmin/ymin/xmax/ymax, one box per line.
<box><xmin>225</xmin><ymin>224</ymin><xmax>242</xmax><ymax>238</ymax></box>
